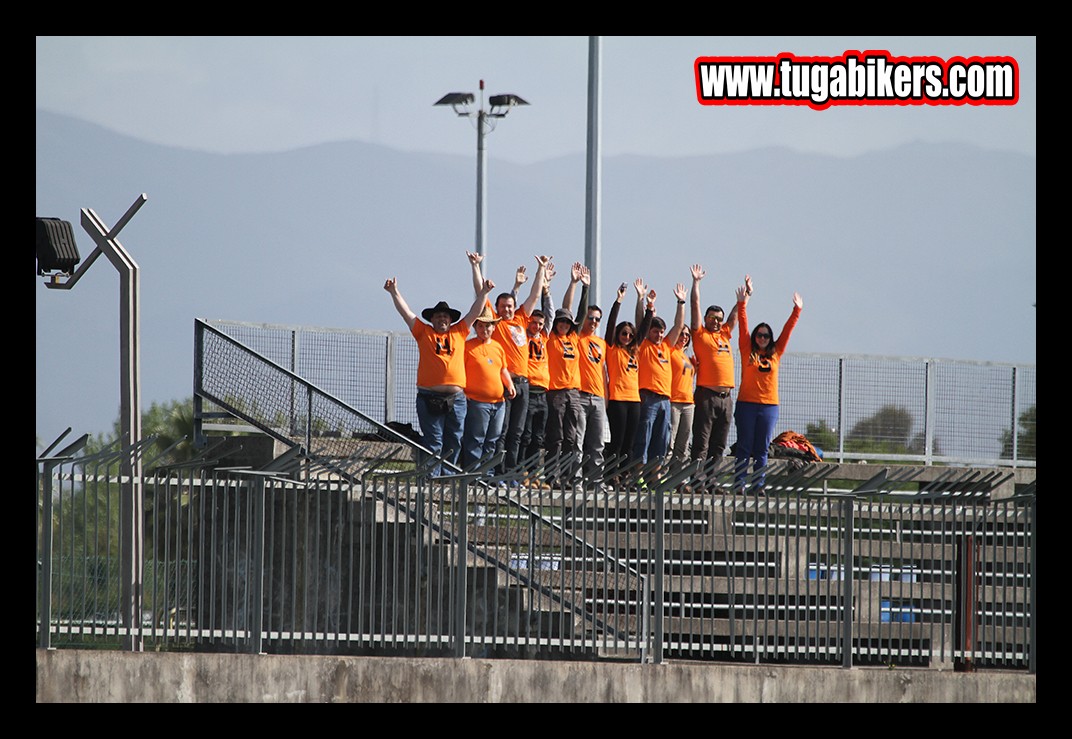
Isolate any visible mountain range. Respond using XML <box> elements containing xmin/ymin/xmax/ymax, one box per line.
<box><xmin>36</xmin><ymin>109</ymin><xmax>1035</xmax><ymax>442</ymax></box>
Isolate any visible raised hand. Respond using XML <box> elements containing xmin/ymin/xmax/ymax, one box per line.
<box><xmin>481</xmin><ymin>278</ymin><xmax>496</xmax><ymax>294</ymax></box>
<box><xmin>793</xmin><ymin>292</ymin><xmax>803</xmax><ymax>309</ymax></box>
<box><xmin>634</xmin><ymin>278</ymin><xmax>646</xmax><ymax>297</ymax></box>
<box><xmin>571</xmin><ymin>261</ymin><xmax>584</xmax><ymax>283</ymax></box>
<box><xmin>616</xmin><ymin>282</ymin><xmax>627</xmax><ymax>301</ymax></box>
<box><xmin>515</xmin><ymin>265</ymin><xmax>528</xmax><ymax>286</ymax></box>
<box><xmin>580</xmin><ymin>265</ymin><xmax>591</xmax><ymax>286</ymax></box>
<box><xmin>736</xmin><ymin>284</ymin><xmax>749</xmax><ymax>303</ymax></box>
<box><xmin>674</xmin><ymin>283</ymin><xmax>687</xmax><ymax>302</ymax></box>
<box><xmin>690</xmin><ymin>264</ymin><xmax>706</xmax><ymax>282</ymax></box>
<box><xmin>466</xmin><ymin>250</ymin><xmax>483</xmax><ymax>266</ymax></box>
<box><xmin>745</xmin><ymin>274</ymin><xmax>754</xmax><ymax>296</ymax></box>
<box><xmin>384</xmin><ymin>277</ymin><xmax>398</xmax><ymax>294</ymax></box>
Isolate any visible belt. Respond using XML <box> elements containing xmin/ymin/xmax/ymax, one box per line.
<box><xmin>702</xmin><ymin>387</ymin><xmax>732</xmax><ymax>398</ymax></box>
<box><xmin>511</xmin><ymin>374</ymin><xmax>529</xmax><ymax>383</ymax></box>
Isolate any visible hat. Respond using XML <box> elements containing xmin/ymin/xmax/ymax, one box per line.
<box><xmin>473</xmin><ymin>303</ymin><xmax>501</xmax><ymax>324</ymax></box>
<box><xmin>421</xmin><ymin>300</ymin><xmax>461</xmax><ymax>322</ymax></box>
<box><xmin>552</xmin><ymin>308</ymin><xmax>575</xmax><ymax>327</ymax></box>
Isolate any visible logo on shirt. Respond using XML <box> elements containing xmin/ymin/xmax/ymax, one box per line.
<box><xmin>562</xmin><ymin>339</ymin><xmax>577</xmax><ymax>360</ymax></box>
<box><xmin>528</xmin><ymin>338</ymin><xmax>544</xmax><ymax>361</ymax></box>
<box><xmin>757</xmin><ymin>357</ymin><xmax>773</xmax><ymax>373</ymax></box>
<box><xmin>587</xmin><ymin>343</ymin><xmax>603</xmax><ymax>364</ymax></box>
<box><xmin>434</xmin><ymin>335</ymin><xmax>453</xmax><ymax>356</ymax></box>
<box><xmin>508</xmin><ymin>324</ymin><xmax>526</xmax><ymax>346</ymax></box>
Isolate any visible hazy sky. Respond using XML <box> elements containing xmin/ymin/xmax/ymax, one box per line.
<box><xmin>37</xmin><ymin>36</ymin><xmax>1035</xmax><ymax>163</ymax></box>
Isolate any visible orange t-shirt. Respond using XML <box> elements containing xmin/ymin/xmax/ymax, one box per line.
<box><xmin>578</xmin><ymin>333</ymin><xmax>607</xmax><ymax>397</ymax></box>
<box><xmin>670</xmin><ymin>346</ymin><xmax>696</xmax><ymax>404</ymax></box>
<box><xmin>692</xmin><ymin>324</ymin><xmax>735</xmax><ymax>388</ymax></box>
<box><xmin>411</xmin><ymin>320</ymin><xmax>468</xmax><ymax>388</ymax></box>
<box><xmin>487</xmin><ymin>298</ymin><xmax>531</xmax><ymax>377</ymax></box>
<box><xmin>546</xmin><ymin>332</ymin><xmax>581</xmax><ymax>391</ymax></box>
<box><xmin>464</xmin><ymin>337</ymin><xmax>507</xmax><ymax>403</ymax></box>
<box><xmin>527</xmin><ymin>331</ymin><xmax>549</xmax><ymax>389</ymax></box>
<box><xmin>606</xmin><ymin>345</ymin><xmax>640</xmax><ymax>402</ymax></box>
<box><xmin>736</xmin><ymin>301</ymin><xmax>801</xmax><ymax>405</ymax></box>
<box><xmin>638</xmin><ymin>338</ymin><xmax>673</xmax><ymax>397</ymax></box>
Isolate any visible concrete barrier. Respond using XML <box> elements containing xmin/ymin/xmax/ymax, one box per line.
<box><xmin>36</xmin><ymin>649</ymin><xmax>1035</xmax><ymax>703</ymax></box>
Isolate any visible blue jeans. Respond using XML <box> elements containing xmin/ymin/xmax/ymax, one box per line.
<box><xmin>734</xmin><ymin>400</ymin><xmax>779</xmax><ymax>490</ymax></box>
<box><xmin>462</xmin><ymin>399</ymin><xmax>505</xmax><ymax>471</ymax></box>
<box><xmin>415</xmin><ymin>388</ymin><xmax>466</xmax><ymax>475</ymax></box>
<box><xmin>634</xmin><ymin>390</ymin><xmax>671</xmax><ymax>465</ymax></box>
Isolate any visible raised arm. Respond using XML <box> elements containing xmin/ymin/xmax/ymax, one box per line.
<box><xmin>723</xmin><ymin>274</ymin><xmax>750</xmax><ymax>332</ymax></box>
<box><xmin>574</xmin><ymin>265</ymin><xmax>591</xmax><ymax>320</ymax></box>
<box><xmin>735</xmin><ymin>283</ymin><xmax>751</xmax><ymax>354</ymax></box>
<box><xmin>605</xmin><ymin>282</ymin><xmax>626</xmax><ymax>342</ymax></box>
<box><xmin>520</xmin><ymin>255</ymin><xmax>550</xmax><ymax>315</ymax></box>
<box><xmin>540</xmin><ymin>262</ymin><xmax>556</xmax><ymax>336</ymax></box>
<box><xmin>562</xmin><ymin>261</ymin><xmax>584</xmax><ymax>311</ymax></box>
<box><xmin>511</xmin><ymin>265</ymin><xmax>527</xmax><ymax>299</ymax></box>
<box><xmin>466</xmin><ymin>250</ymin><xmax>484</xmax><ymax>297</ymax></box>
<box><xmin>462</xmin><ymin>278</ymin><xmax>496</xmax><ymax>327</ymax></box>
<box><xmin>665</xmin><ymin>283</ymin><xmax>688</xmax><ymax>346</ymax></box>
<box><xmin>633</xmin><ymin>278</ymin><xmax>648</xmax><ymax>328</ymax></box>
<box><xmin>690</xmin><ymin>264</ymin><xmax>705</xmax><ymax>332</ymax></box>
<box><xmin>384</xmin><ymin>277</ymin><xmax>417</xmax><ymax>330</ymax></box>
<box><xmin>774</xmin><ymin>292</ymin><xmax>803</xmax><ymax>356</ymax></box>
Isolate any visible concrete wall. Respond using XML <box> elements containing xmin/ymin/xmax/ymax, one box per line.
<box><xmin>36</xmin><ymin>649</ymin><xmax>1035</xmax><ymax>703</ymax></box>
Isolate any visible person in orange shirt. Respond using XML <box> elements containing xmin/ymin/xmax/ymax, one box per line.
<box><xmin>519</xmin><ymin>264</ymin><xmax>557</xmax><ymax>480</ymax></box>
<box><xmin>604</xmin><ymin>281</ymin><xmax>644</xmax><ymax>468</ymax></box>
<box><xmin>461</xmin><ymin>304</ymin><xmax>517</xmax><ymax>470</ymax></box>
<box><xmin>383</xmin><ymin>276</ymin><xmax>493</xmax><ymax>475</ymax></box>
<box><xmin>689</xmin><ymin>264</ymin><xmax>744</xmax><ymax>465</ymax></box>
<box><xmin>545</xmin><ymin>279</ymin><xmax>587</xmax><ymax>484</ymax></box>
<box><xmin>669</xmin><ymin>328</ymin><xmax>697</xmax><ymax>461</ymax></box>
<box><xmin>733</xmin><ymin>281</ymin><xmax>803</xmax><ymax>492</ymax></box>
<box><xmin>466</xmin><ymin>252</ymin><xmax>550</xmax><ymax>475</ymax></box>
<box><xmin>632</xmin><ymin>281</ymin><xmax>688</xmax><ymax>465</ymax></box>
<box><xmin>562</xmin><ymin>263</ymin><xmax>608</xmax><ymax>485</ymax></box>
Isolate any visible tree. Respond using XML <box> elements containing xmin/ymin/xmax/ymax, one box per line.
<box><xmin>1000</xmin><ymin>404</ymin><xmax>1036</xmax><ymax>460</ymax></box>
<box><xmin>85</xmin><ymin>398</ymin><xmax>197</xmax><ymax>463</ymax></box>
<box><xmin>807</xmin><ymin>405</ymin><xmax>940</xmax><ymax>458</ymax></box>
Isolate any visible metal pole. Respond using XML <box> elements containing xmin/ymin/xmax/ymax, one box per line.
<box><xmin>476</xmin><ymin>83</ymin><xmax>488</xmax><ymax>262</ymax></box>
<box><xmin>584</xmin><ymin>36</ymin><xmax>603</xmax><ymax>303</ymax></box>
<box><xmin>81</xmin><ymin>195</ymin><xmax>147</xmax><ymax>651</ymax></box>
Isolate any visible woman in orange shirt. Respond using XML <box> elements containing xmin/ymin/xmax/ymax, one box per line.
<box><xmin>733</xmin><ymin>282</ymin><xmax>803</xmax><ymax>492</ymax></box>
<box><xmin>603</xmin><ymin>281</ymin><xmax>643</xmax><ymax>467</ymax></box>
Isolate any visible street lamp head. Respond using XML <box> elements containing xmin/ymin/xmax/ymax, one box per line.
<box><xmin>434</xmin><ymin>92</ymin><xmax>475</xmax><ymax>116</ymax></box>
<box><xmin>36</xmin><ymin>217</ymin><xmax>81</xmax><ymax>277</ymax></box>
<box><xmin>489</xmin><ymin>94</ymin><xmax>529</xmax><ymax>117</ymax></box>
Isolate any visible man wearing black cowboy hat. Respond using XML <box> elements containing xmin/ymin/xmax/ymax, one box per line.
<box><xmin>384</xmin><ymin>276</ymin><xmax>495</xmax><ymax>474</ymax></box>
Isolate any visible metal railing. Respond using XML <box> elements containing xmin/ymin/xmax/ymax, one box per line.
<box><xmin>204</xmin><ymin>320</ymin><xmax>1036</xmax><ymax>468</ymax></box>
<box><xmin>37</xmin><ymin>443</ymin><xmax>1035</xmax><ymax>672</ymax></box>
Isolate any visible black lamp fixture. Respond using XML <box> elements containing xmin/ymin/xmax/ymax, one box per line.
<box><xmin>36</xmin><ymin>217</ymin><xmax>81</xmax><ymax>276</ymax></box>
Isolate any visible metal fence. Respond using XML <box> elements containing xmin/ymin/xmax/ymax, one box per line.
<box><xmin>205</xmin><ymin>320</ymin><xmax>1036</xmax><ymax>468</ymax></box>
<box><xmin>36</xmin><ymin>444</ymin><xmax>1035</xmax><ymax>671</ymax></box>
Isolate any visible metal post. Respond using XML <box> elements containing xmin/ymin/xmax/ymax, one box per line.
<box><xmin>653</xmin><ymin>489</ymin><xmax>665</xmax><ymax>665</ymax></box>
<box><xmin>476</xmin><ymin>105</ymin><xmax>487</xmax><ymax>262</ymax></box>
<box><xmin>251</xmin><ymin>475</ymin><xmax>267</xmax><ymax>654</ymax></box>
<box><xmin>38</xmin><ymin>460</ymin><xmax>55</xmax><ymax>650</ymax></box>
<box><xmin>80</xmin><ymin>195</ymin><xmax>148</xmax><ymax>651</ymax></box>
<box><xmin>454</xmin><ymin>478</ymin><xmax>469</xmax><ymax>658</ymax></box>
<box><xmin>584</xmin><ymin>36</ymin><xmax>603</xmax><ymax>302</ymax></box>
<box><xmin>841</xmin><ymin>497</ymin><xmax>854</xmax><ymax>668</ymax></box>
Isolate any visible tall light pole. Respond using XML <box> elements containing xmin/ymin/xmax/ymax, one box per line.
<box><xmin>435</xmin><ymin>81</ymin><xmax>528</xmax><ymax>268</ymax></box>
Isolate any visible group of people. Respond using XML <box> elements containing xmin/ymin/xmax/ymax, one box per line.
<box><xmin>384</xmin><ymin>253</ymin><xmax>803</xmax><ymax>492</ymax></box>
